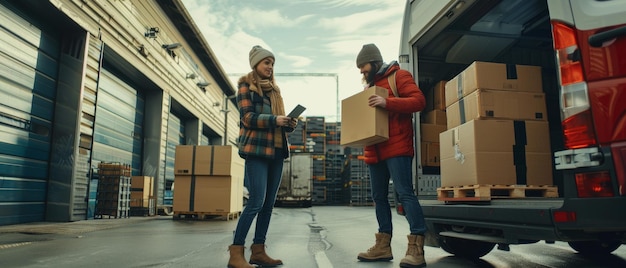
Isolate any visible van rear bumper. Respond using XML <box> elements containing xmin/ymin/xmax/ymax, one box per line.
<box><xmin>421</xmin><ymin>197</ymin><xmax>626</xmax><ymax>245</ymax></box>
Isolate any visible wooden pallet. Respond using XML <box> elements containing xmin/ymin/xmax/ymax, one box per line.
<box><xmin>172</xmin><ymin>211</ymin><xmax>241</xmax><ymax>221</ymax></box>
<box><xmin>437</xmin><ymin>184</ymin><xmax>558</xmax><ymax>202</ymax></box>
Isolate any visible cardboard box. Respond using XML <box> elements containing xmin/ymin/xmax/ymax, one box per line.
<box><xmin>446</xmin><ymin>89</ymin><xmax>547</xmax><ymax>129</ymax></box>
<box><xmin>420</xmin><ymin>123</ymin><xmax>447</xmax><ymax>143</ymax></box>
<box><xmin>422</xmin><ymin>110</ymin><xmax>447</xmax><ymax>126</ymax></box>
<box><xmin>439</xmin><ymin>120</ymin><xmax>553</xmax><ymax>187</ymax></box>
<box><xmin>421</xmin><ymin>141</ymin><xmax>440</xmax><ymax>167</ymax></box>
<box><xmin>129</xmin><ymin>194</ymin><xmax>153</xmax><ymax>208</ymax></box>
<box><xmin>173</xmin><ymin>175</ymin><xmax>243</xmax><ymax>213</ymax></box>
<box><xmin>445</xmin><ymin>61</ymin><xmax>543</xmax><ymax>107</ymax></box>
<box><xmin>174</xmin><ymin>145</ymin><xmax>244</xmax><ymax>176</ymax></box>
<box><xmin>130</xmin><ymin>176</ymin><xmax>153</xmax><ymax>207</ymax></box>
<box><xmin>340</xmin><ymin>86</ymin><xmax>389</xmax><ymax>147</ymax></box>
<box><xmin>131</xmin><ymin>176</ymin><xmax>153</xmax><ymax>194</ymax></box>
<box><xmin>424</xmin><ymin>81</ymin><xmax>447</xmax><ymax>112</ymax></box>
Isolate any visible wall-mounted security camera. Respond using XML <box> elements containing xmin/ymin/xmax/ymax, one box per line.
<box><xmin>186</xmin><ymin>73</ymin><xmax>197</xmax><ymax>79</ymax></box>
<box><xmin>162</xmin><ymin>43</ymin><xmax>182</xmax><ymax>50</ymax></box>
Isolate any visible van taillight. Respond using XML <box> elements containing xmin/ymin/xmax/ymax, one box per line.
<box><xmin>553</xmin><ymin>211</ymin><xmax>577</xmax><ymax>223</ymax></box>
<box><xmin>551</xmin><ymin>21</ymin><xmax>597</xmax><ymax>149</ymax></box>
<box><xmin>552</xmin><ymin>22</ymin><xmax>584</xmax><ymax>86</ymax></box>
<box><xmin>575</xmin><ymin>171</ymin><xmax>614</xmax><ymax>198</ymax></box>
<box><xmin>562</xmin><ymin>109</ymin><xmax>597</xmax><ymax>148</ymax></box>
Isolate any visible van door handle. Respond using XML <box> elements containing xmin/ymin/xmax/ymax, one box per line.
<box><xmin>588</xmin><ymin>26</ymin><xmax>626</xmax><ymax>47</ymax></box>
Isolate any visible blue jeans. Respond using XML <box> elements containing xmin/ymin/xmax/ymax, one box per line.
<box><xmin>232</xmin><ymin>149</ymin><xmax>284</xmax><ymax>245</ymax></box>
<box><xmin>369</xmin><ymin>156</ymin><xmax>427</xmax><ymax>235</ymax></box>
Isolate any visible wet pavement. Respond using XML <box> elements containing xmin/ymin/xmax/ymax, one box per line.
<box><xmin>0</xmin><ymin>216</ymin><xmax>157</xmax><ymax>249</ymax></box>
<box><xmin>0</xmin><ymin>206</ymin><xmax>625</xmax><ymax>268</ymax></box>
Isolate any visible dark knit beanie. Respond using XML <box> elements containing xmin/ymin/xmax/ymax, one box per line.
<box><xmin>356</xmin><ymin>43</ymin><xmax>383</xmax><ymax>67</ymax></box>
<box><xmin>249</xmin><ymin>45</ymin><xmax>274</xmax><ymax>69</ymax></box>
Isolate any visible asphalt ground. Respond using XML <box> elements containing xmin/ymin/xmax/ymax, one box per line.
<box><xmin>0</xmin><ymin>216</ymin><xmax>158</xmax><ymax>249</ymax></box>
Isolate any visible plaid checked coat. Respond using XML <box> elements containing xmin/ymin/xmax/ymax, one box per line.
<box><xmin>236</xmin><ymin>82</ymin><xmax>293</xmax><ymax>159</ymax></box>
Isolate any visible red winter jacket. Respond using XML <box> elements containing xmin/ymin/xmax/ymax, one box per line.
<box><xmin>364</xmin><ymin>62</ymin><xmax>425</xmax><ymax>164</ymax></box>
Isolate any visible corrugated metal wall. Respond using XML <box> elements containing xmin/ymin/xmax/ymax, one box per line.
<box><xmin>0</xmin><ymin>0</ymin><xmax>238</xmax><ymax>224</ymax></box>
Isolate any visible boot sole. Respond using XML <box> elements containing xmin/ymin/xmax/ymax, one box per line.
<box><xmin>249</xmin><ymin>261</ymin><xmax>282</xmax><ymax>267</ymax></box>
<box><xmin>399</xmin><ymin>262</ymin><xmax>426</xmax><ymax>268</ymax></box>
<box><xmin>357</xmin><ymin>256</ymin><xmax>393</xmax><ymax>262</ymax></box>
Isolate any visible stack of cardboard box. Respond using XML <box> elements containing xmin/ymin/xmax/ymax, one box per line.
<box><xmin>439</xmin><ymin>61</ymin><xmax>553</xmax><ymax>187</ymax></box>
<box><xmin>420</xmin><ymin>81</ymin><xmax>447</xmax><ymax>167</ymax></box>
<box><xmin>95</xmin><ymin>163</ymin><xmax>131</xmax><ymax>219</ymax></box>
<box><xmin>173</xmin><ymin>145</ymin><xmax>244</xmax><ymax>215</ymax></box>
<box><xmin>130</xmin><ymin>176</ymin><xmax>155</xmax><ymax>216</ymax></box>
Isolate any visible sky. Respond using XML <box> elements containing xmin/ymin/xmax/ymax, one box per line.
<box><xmin>180</xmin><ymin>0</ymin><xmax>407</xmax><ymax>122</ymax></box>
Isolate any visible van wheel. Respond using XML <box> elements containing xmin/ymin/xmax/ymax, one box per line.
<box><xmin>440</xmin><ymin>236</ymin><xmax>495</xmax><ymax>259</ymax></box>
<box><xmin>568</xmin><ymin>240</ymin><xmax>621</xmax><ymax>255</ymax></box>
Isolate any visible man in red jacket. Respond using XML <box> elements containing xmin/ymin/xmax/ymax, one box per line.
<box><xmin>355</xmin><ymin>43</ymin><xmax>427</xmax><ymax>268</ymax></box>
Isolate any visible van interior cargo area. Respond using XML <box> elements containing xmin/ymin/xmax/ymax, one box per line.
<box><xmin>415</xmin><ymin>0</ymin><xmax>554</xmax><ymax>90</ymax></box>
<box><xmin>414</xmin><ymin>0</ymin><xmax>565</xmax><ymax>192</ymax></box>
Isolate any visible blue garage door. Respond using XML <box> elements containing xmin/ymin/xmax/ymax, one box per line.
<box><xmin>164</xmin><ymin>113</ymin><xmax>185</xmax><ymax>205</ymax></box>
<box><xmin>0</xmin><ymin>2</ymin><xmax>60</xmax><ymax>225</ymax></box>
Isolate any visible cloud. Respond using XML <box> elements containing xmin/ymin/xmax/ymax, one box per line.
<box><xmin>180</xmin><ymin>0</ymin><xmax>407</xmax><ymax>121</ymax></box>
<box><xmin>278</xmin><ymin>53</ymin><xmax>313</xmax><ymax>68</ymax></box>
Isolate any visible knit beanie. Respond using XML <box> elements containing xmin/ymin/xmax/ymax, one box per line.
<box><xmin>249</xmin><ymin>45</ymin><xmax>275</xmax><ymax>69</ymax></box>
<box><xmin>356</xmin><ymin>43</ymin><xmax>383</xmax><ymax>67</ymax></box>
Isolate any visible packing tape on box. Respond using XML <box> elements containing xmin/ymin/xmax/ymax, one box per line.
<box><xmin>457</xmin><ymin>73</ymin><xmax>466</xmax><ymax>124</ymax></box>
<box><xmin>453</xmin><ymin>128</ymin><xmax>465</xmax><ymax>164</ymax></box>
<box><xmin>513</xmin><ymin>121</ymin><xmax>528</xmax><ymax>185</ymax></box>
<box><xmin>190</xmin><ymin>146</ymin><xmax>197</xmax><ymax>211</ymax></box>
<box><xmin>506</xmin><ymin>63</ymin><xmax>518</xmax><ymax>79</ymax></box>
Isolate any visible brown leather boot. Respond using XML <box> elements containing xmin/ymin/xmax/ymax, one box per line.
<box><xmin>357</xmin><ymin>232</ymin><xmax>393</xmax><ymax>262</ymax></box>
<box><xmin>400</xmin><ymin>234</ymin><xmax>426</xmax><ymax>268</ymax></box>
<box><xmin>227</xmin><ymin>245</ymin><xmax>255</xmax><ymax>268</ymax></box>
<box><xmin>249</xmin><ymin>244</ymin><xmax>283</xmax><ymax>267</ymax></box>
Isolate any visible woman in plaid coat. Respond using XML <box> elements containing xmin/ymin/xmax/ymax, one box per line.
<box><xmin>228</xmin><ymin>45</ymin><xmax>297</xmax><ymax>268</ymax></box>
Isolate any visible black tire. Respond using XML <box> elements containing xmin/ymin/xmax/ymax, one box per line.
<box><xmin>440</xmin><ymin>236</ymin><xmax>495</xmax><ymax>259</ymax></box>
<box><xmin>568</xmin><ymin>240</ymin><xmax>622</xmax><ymax>255</ymax></box>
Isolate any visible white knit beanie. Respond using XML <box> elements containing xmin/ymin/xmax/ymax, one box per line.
<box><xmin>249</xmin><ymin>45</ymin><xmax>275</xmax><ymax>69</ymax></box>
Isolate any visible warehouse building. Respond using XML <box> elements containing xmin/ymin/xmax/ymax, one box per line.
<box><xmin>0</xmin><ymin>0</ymin><xmax>239</xmax><ymax>225</ymax></box>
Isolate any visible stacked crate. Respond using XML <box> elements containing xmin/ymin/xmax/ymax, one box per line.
<box><xmin>305</xmin><ymin>117</ymin><xmax>326</xmax><ymax>154</ymax></box>
<box><xmin>129</xmin><ymin>176</ymin><xmax>155</xmax><ymax>216</ymax></box>
<box><xmin>347</xmin><ymin>148</ymin><xmax>372</xmax><ymax>206</ymax></box>
<box><xmin>288</xmin><ymin>118</ymin><xmax>306</xmax><ymax>152</ymax></box>
<box><xmin>324</xmin><ymin>122</ymin><xmax>343</xmax><ymax>186</ymax></box>
<box><xmin>325</xmin><ymin>122</ymin><xmax>348</xmax><ymax>205</ymax></box>
<box><xmin>306</xmin><ymin>117</ymin><xmax>327</xmax><ymax>204</ymax></box>
<box><xmin>439</xmin><ymin>61</ymin><xmax>554</xmax><ymax>196</ymax></box>
<box><xmin>325</xmin><ymin>122</ymin><xmax>342</xmax><ymax>155</ymax></box>
<box><xmin>95</xmin><ymin>163</ymin><xmax>131</xmax><ymax>219</ymax></box>
<box><xmin>345</xmin><ymin>148</ymin><xmax>399</xmax><ymax>207</ymax></box>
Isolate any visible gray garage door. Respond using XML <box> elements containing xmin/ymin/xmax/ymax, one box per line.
<box><xmin>88</xmin><ymin>69</ymin><xmax>144</xmax><ymax>217</ymax></box>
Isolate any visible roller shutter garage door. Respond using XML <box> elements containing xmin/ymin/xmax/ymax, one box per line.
<box><xmin>88</xmin><ymin>69</ymin><xmax>144</xmax><ymax>217</ymax></box>
<box><xmin>0</xmin><ymin>2</ymin><xmax>60</xmax><ymax>225</ymax></box>
<box><xmin>163</xmin><ymin>113</ymin><xmax>185</xmax><ymax>205</ymax></box>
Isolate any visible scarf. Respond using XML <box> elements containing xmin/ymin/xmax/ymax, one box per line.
<box><xmin>239</xmin><ymin>72</ymin><xmax>285</xmax><ymax>116</ymax></box>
